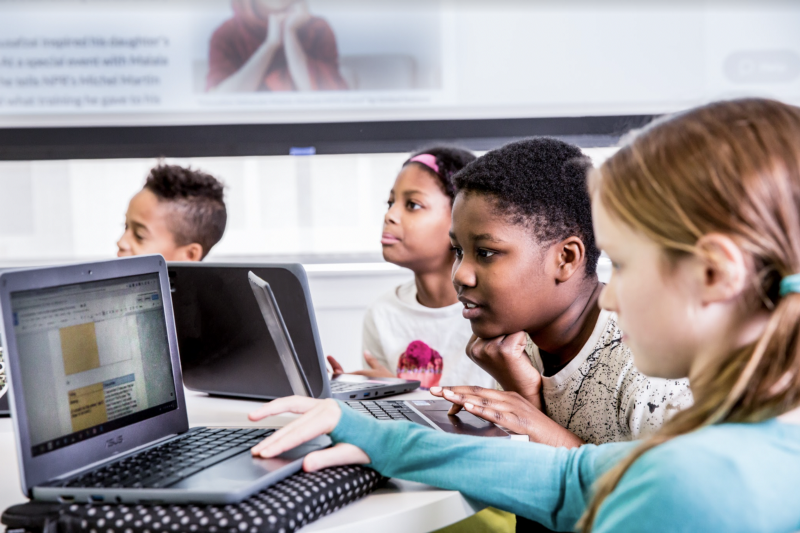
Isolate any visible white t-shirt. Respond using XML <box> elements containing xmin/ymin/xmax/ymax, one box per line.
<box><xmin>362</xmin><ymin>280</ymin><xmax>495</xmax><ymax>388</ymax></box>
<box><xmin>525</xmin><ymin>310</ymin><xmax>692</xmax><ymax>444</ymax></box>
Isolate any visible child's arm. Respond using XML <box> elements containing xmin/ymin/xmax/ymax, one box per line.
<box><xmin>431</xmin><ymin>386</ymin><xmax>585</xmax><ymax>448</ymax></box>
<box><xmin>249</xmin><ymin>396</ymin><xmax>633</xmax><ymax>530</ymax></box>
<box><xmin>326</xmin><ymin>352</ymin><xmax>395</xmax><ymax>378</ymax></box>
<box><xmin>362</xmin><ymin>311</ymin><xmax>393</xmax><ymax>373</ymax></box>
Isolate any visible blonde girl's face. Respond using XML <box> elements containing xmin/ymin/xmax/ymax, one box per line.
<box><xmin>592</xmin><ymin>195</ymin><xmax>701</xmax><ymax>379</ymax></box>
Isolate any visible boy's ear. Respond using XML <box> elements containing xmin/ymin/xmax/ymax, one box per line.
<box><xmin>175</xmin><ymin>243</ymin><xmax>205</xmax><ymax>262</ymax></box>
<box><xmin>553</xmin><ymin>236</ymin><xmax>586</xmax><ymax>284</ymax></box>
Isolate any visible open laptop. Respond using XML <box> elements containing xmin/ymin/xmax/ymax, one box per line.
<box><xmin>248</xmin><ymin>272</ymin><xmax>517</xmax><ymax>439</ymax></box>
<box><xmin>168</xmin><ymin>263</ymin><xmax>420</xmax><ymax>401</ymax></box>
<box><xmin>0</xmin><ymin>256</ymin><xmax>329</xmax><ymax>504</ymax></box>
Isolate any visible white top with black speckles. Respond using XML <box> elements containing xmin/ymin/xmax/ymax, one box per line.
<box><xmin>525</xmin><ymin>310</ymin><xmax>693</xmax><ymax>444</ymax></box>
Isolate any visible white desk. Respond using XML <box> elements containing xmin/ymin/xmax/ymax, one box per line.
<box><xmin>0</xmin><ymin>390</ymin><xmax>482</xmax><ymax>533</ymax></box>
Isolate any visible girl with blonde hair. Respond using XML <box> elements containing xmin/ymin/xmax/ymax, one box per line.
<box><xmin>244</xmin><ymin>98</ymin><xmax>800</xmax><ymax>532</ymax></box>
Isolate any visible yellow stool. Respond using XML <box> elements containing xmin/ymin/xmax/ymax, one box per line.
<box><xmin>432</xmin><ymin>507</ymin><xmax>515</xmax><ymax>533</ymax></box>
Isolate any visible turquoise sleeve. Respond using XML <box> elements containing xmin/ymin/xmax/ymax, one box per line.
<box><xmin>591</xmin><ymin>439</ymin><xmax>764</xmax><ymax>533</ymax></box>
<box><xmin>330</xmin><ymin>401</ymin><xmax>633</xmax><ymax>530</ymax></box>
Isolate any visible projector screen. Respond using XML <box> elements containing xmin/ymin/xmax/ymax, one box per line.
<box><xmin>0</xmin><ymin>0</ymin><xmax>798</xmax><ymax>128</ymax></box>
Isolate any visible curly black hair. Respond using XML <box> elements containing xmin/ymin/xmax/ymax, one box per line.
<box><xmin>403</xmin><ymin>146</ymin><xmax>477</xmax><ymax>202</ymax></box>
<box><xmin>144</xmin><ymin>164</ymin><xmax>227</xmax><ymax>259</ymax></box>
<box><xmin>453</xmin><ymin>138</ymin><xmax>599</xmax><ymax>274</ymax></box>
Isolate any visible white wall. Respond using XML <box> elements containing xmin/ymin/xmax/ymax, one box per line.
<box><xmin>0</xmin><ymin>148</ymin><xmax>617</xmax><ymax>263</ymax></box>
<box><xmin>305</xmin><ymin>264</ymin><xmax>413</xmax><ymax>370</ymax></box>
<box><xmin>0</xmin><ymin>153</ymin><xmax>406</xmax><ymax>261</ymax></box>
<box><xmin>0</xmin><ymin>148</ymin><xmax>617</xmax><ymax>371</ymax></box>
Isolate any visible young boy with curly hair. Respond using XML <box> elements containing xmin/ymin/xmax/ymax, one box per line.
<box><xmin>434</xmin><ymin>138</ymin><xmax>691</xmax><ymax>448</ymax></box>
<box><xmin>117</xmin><ymin>164</ymin><xmax>227</xmax><ymax>261</ymax></box>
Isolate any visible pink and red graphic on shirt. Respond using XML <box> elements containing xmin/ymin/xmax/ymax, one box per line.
<box><xmin>396</xmin><ymin>340</ymin><xmax>443</xmax><ymax>390</ymax></box>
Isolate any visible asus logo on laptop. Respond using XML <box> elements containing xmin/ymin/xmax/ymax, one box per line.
<box><xmin>105</xmin><ymin>436</ymin><xmax>123</xmax><ymax>449</ymax></box>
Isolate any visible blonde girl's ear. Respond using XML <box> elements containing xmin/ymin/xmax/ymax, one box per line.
<box><xmin>694</xmin><ymin>233</ymin><xmax>749</xmax><ymax>305</ymax></box>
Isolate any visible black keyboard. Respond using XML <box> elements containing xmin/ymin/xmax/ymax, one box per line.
<box><xmin>345</xmin><ymin>400</ymin><xmax>414</xmax><ymax>421</ymax></box>
<box><xmin>61</xmin><ymin>427</ymin><xmax>274</xmax><ymax>489</ymax></box>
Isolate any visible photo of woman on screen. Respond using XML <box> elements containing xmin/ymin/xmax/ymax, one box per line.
<box><xmin>206</xmin><ymin>0</ymin><xmax>348</xmax><ymax>92</ymax></box>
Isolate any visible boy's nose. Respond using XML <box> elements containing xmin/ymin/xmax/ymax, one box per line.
<box><xmin>451</xmin><ymin>259</ymin><xmax>476</xmax><ymax>289</ymax></box>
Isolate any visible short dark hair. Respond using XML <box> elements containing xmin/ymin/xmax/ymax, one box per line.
<box><xmin>403</xmin><ymin>146</ymin><xmax>477</xmax><ymax>202</ymax></box>
<box><xmin>144</xmin><ymin>164</ymin><xmax>227</xmax><ymax>258</ymax></box>
<box><xmin>453</xmin><ymin>138</ymin><xmax>599</xmax><ymax>274</ymax></box>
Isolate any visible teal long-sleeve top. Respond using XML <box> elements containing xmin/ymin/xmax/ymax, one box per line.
<box><xmin>330</xmin><ymin>403</ymin><xmax>800</xmax><ymax>532</ymax></box>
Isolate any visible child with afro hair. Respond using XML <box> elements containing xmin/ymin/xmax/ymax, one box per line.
<box><xmin>117</xmin><ymin>164</ymin><xmax>227</xmax><ymax>261</ymax></box>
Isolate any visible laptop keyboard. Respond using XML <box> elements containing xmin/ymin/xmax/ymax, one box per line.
<box><xmin>61</xmin><ymin>428</ymin><xmax>274</xmax><ymax>490</ymax></box>
<box><xmin>345</xmin><ymin>400</ymin><xmax>414</xmax><ymax>421</ymax></box>
<box><xmin>330</xmin><ymin>381</ymin><xmax>387</xmax><ymax>393</ymax></box>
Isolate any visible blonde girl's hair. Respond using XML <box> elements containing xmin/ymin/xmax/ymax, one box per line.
<box><xmin>581</xmin><ymin>98</ymin><xmax>800</xmax><ymax>531</ymax></box>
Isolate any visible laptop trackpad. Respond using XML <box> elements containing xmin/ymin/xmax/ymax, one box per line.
<box><xmin>412</xmin><ymin>401</ymin><xmax>510</xmax><ymax>438</ymax></box>
<box><xmin>173</xmin><ymin>439</ymin><xmax>328</xmax><ymax>491</ymax></box>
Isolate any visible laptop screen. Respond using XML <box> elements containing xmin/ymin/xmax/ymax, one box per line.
<box><xmin>10</xmin><ymin>273</ymin><xmax>177</xmax><ymax>457</ymax></box>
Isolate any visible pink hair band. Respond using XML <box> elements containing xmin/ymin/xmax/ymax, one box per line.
<box><xmin>409</xmin><ymin>154</ymin><xmax>439</xmax><ymax>174</ymax></box>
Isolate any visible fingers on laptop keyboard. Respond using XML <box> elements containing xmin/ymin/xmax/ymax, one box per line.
<box><xmin>251</xmin><ymin>400</ymin><xmax>340</xmax><ymax>458</ymax></box>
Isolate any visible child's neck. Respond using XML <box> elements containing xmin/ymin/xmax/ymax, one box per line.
<box><xmin>532</xmin><ymin>278</ymin><xmax>604</xmax><ymax>377</ymax></box>
<box><xmin>413</xmin><ymin>267</ymin><xmax>459</xmax><ymax>309</ymax></box>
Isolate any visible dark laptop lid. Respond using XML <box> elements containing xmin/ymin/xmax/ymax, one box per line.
<box><xmin>167</xmin><ymin>263</ymin><xmax>330</xmax><ymax>400</ymax></box>
<box><xmin>0</xmin><ymin>256</ymin><xmax>188</xmax><ymax>495</ymax></box>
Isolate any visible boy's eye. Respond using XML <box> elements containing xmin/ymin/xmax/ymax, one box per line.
<box><xmin>450</xmin><ymin>245</ymin><xmax>463</xmax><ymax>259</ymax></box>
<box><xmin>386</xmin><ymin>200</ymin><xmax>394</xmax><ymax>208</ymax></box>
<box><xmin>406</xmin><ymin>201</ymin><xmax>421</xmax><ymax>210</ymax></box>
<box><xmin>477</xmin><ymin>249</ymin><xmax>496</xmax><ymax>258</ymax></box>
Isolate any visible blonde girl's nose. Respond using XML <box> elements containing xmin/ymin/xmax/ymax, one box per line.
<box><xmin>598</xmin><ymin>282</ymin><xmax>616</xmax><ymax>313</ymax></box>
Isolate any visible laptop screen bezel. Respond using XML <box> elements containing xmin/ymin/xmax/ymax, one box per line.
<box><xmin>0</xmin><ymin>255</ymin><xmax>189</xmax><ymax>496</ymax></box>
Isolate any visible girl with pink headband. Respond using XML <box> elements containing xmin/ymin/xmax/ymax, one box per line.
<box><xmin>328</xmin><ymin>147</ymin><xmax>494</xmax><ymax>390</ymax></box>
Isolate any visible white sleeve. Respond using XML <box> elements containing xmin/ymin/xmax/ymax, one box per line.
<box><xmin>620</xmin><ymin>369</ymin><xmax>693</xmax><ymax>439</ymax></box>
<box><xmin>361</xmin><ymin>307</ymin><xmax>390</xmax><ymax>372</ymax></box>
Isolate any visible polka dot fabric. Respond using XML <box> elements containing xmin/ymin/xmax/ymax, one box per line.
<box><xmin>57</xmin><ymin>466</ymin><xmax>384</xmax><ymax>533</ymax></box>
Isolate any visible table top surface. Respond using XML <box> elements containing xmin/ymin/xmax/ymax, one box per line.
<box><xmin>0</xmin><ymin>389</ymin><xmax>482</xmax><ymax>533</ymax></box>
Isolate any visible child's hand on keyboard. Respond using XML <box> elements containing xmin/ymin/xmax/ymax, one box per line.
<box><xmin>430</xmin><ymin>386</ymin><xmax>585</xmax><ymax>448</ymax></box>
<box><xmin>248</xmin><ymin>397</ymin><xmax>371</xmax><ymax>472</ymax></box>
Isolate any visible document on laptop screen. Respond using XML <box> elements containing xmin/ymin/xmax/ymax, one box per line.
<box><xmin>10</xmin><ymin>273</ymin><xmax>177</xmax><ymax>456</ymax></box>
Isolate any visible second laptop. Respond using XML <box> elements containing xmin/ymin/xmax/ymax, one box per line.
<box><xmin>168</xmin><ymin>263</ymin><xmax>420</xmax><ymax>401</ymax></box>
